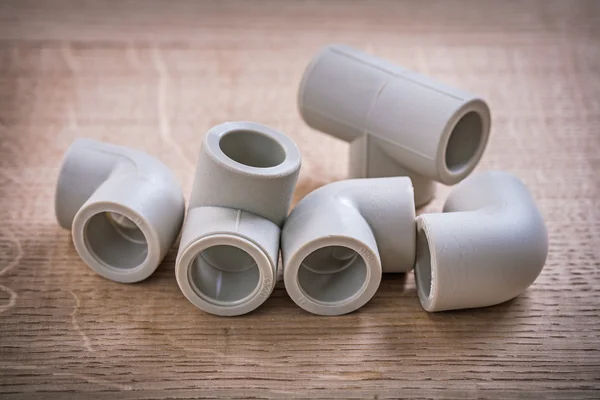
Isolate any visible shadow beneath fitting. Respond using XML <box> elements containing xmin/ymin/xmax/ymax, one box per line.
<box><xmin>380</xmin><ymin>272</ymin><xmax>408</xmax><ymax>293</ymax></box>
<box><xmin>417</xmin><ymin>295</ymin><xmax>529</xmax><ymax>344</ymax></box>
<box><xmin>382</xmin><ymin>272</ymin><xmax>408</xmax><ymax>288</ymax></box>
<box><xmin>426</xmin><ymin>295</ymin><xmax>521</xmax><ymax>322</ymax></box>
<box><xmin>358</xmin><ymin>273</ymin><xmax>411</xmax><ymax>315</ymax></box>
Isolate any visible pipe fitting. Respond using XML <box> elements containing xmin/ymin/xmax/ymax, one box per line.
<box><xmin>298</xmin><ymin>44</ymin><xmax>492</xmax><ymax>206</ymax></box>
<box><xmin>55</xmin><ymin>139</ymin><xmax>185</xmax><ymax>283</ymax></box>
<box><xmin>175</xmin><ymin>121</ymin><xmax>301</xmax><ymax>316</ymax></box>
<box><xmin>415</xmin><ymin>171</ymin><xmax>548</xmax><ymax>312</ymax></box>
<box><xmin>281</xmin><ymin>177</ymin><xmax>415</xmax><ymax>315</ymax></box>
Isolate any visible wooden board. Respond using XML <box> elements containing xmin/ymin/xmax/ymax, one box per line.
<box><xmin>0</xmin><ymin>0</ymin><xmax>599</xmax><ymax>398</ymax></box>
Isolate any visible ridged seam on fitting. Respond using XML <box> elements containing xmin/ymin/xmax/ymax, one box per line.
<box><xmin>415</xmin><ymin>218</ymin><xmax>437</xmax><ymax>312</ymax></box>
<box><xmin>331</xmin><ymin>45</ymin><xmax>466</xmax><ymax>101</ymax></box>
<box><xmin>54</xmin><ymin>144</ymin><xmax>134</xmax><ymax>228</ymax></box>
<box><xmin>72</xmin><ymin>201</ymin><xmax>161</xmax><ymax>283</ymax></box>
<box><xmin>176</xmin><ymin>224</ymin><xmax>278</xmax><ymax>271</ymax></box>
<box><xmin>55</xmin><ymin>141</ymin><xmax>183</xmax><ymax>229</ymax></box>
<box><xmin>63</xmin><ymin>140</ymin><xmax>176</xmax><ymax>188</ymax></box>
<box><xmin>204</xmin><ymin>121</ymin><xmax>301</xmax><ymax>179</ymax></box>
<box><xmin>281</xmin><ymin>190</ymin><xmax>349</xmax><ymax>235</ymax></box>
<box><xmin>283</xmin><ymin>182</ymin><xmax>412</xmax><ymax>234</ymax></box>
<box><xmin>301</xmin><ymin>83</ymin><xmax>464</xmax><ymax>170</ymax></box>
<box><xmin>176</xmin><ymin>233</ymin><xmax>276</xmax><ymax>316</ymax></box>
<box><xmin>436</xmin><ymin>99</ymin><xmax>491</xmax><ymax>185</ymax></box>
<box><xmin>284</xmin><ymin>235</ymin><xmax>382</xmax><ymax>316</ymax></box>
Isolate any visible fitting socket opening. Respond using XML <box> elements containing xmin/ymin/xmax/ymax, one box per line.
<box><xmin>445</xmin><ymin>111</ymin><xmax>483</xmax><ymax>173</ymax></box>
<box><xmin>71</xmin><ymin>203</ymin><xmax>160</xmax><ymax>283</ymax></box>
<box><xmin>439</xmin><ymin>101</ymin><xmax>491</xmax><ymax>183</ymax></box>
<box><xmin>188</xmin><ymin>244</ymin><xmax>261</xmax><ymax>304</ymax></box>
<box><xmin>414</xmin><ymin>225</ymin><xmax>435</xmax><ymax>310</ymax></box>
<box><xmin>206</xmin><ymin>122</ymin><xmax>301</xmax><ymax>179</ymax></box>
<box><xmin>176</xmin><ymin>234</ymin><xmax>275</xmax><ymax>316</ymax></box>
<box><xmin>219</xmin><ymin>129</ymin><xmax>286</xmax><ymax>168</ymax></box>
<box><xmin>297</xmin><ymin>245</ymin><xmax>368</xmax><ymax>304</ymax></box>
<box><xmin>285</xmin><ymin>239</ymin><xmax>382</xmax><ymax>315</ymax></box>
<box><xmin>84</xmin><ymin>211</ymin><xmax>149</xmax><ymax>270</ymax></box>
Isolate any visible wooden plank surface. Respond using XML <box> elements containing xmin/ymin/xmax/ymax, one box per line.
<box><xmin>0</xmin><ymin>0</ymin><xmax>599</xmax><ymax>398</ymax></box>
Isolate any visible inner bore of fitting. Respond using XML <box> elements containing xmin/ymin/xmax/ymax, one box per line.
<box><xmin>219</xmin><ymin>129</ymin><xmax>286</xmax><ymax>168</ymax></box>
<box><xmin>188</xmin><ymin>245</ymin><xmax>260</xmax><ymax>303</ymax></box>
<box><xmin>84</xmin><ymin>212</ymin><xmax>148</xmax><ymax>270</ymax></box>
<box><xmin>415</xmin><ymin>228</ymin><xmax>433</xmax><ymax>298</ymax></box>
<box><xmin>445</xmin><ymin>111</ymin><xmax>484</xmax><ymax>173</ymax></box>
<box><xmin>297</xmin><ymin>246</ymin><xmax>367</xmax><ymax>303</ymax></box>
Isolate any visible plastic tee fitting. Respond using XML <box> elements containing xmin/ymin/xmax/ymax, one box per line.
<box><xmin>298</xmin><ymin>44</ymin><xmax>492</xmax><ymax>207</ymax></box>
<box><xmin>55</xmin><ymin>139</ymin><xmax>185</xmax><ymax>283</ymax></box>
<box><xmin>281</xmin><ymin>177</ymin><xmax>415</xmax><ymax>316</ymax></box>
<box><xmin>175</xmin><ymin>121</ymin><xmax>301</xmax><ymax>316</ymax></box>
<box><xmin>415</xmin><ymin>171</ymin><xmax>548</xmax><ymax>312</ymax></box>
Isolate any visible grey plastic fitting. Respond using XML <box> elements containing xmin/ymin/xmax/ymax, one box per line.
<box><xmin>55</xmin><ymin>139</ymin><xmax>185</xmax><ymax>283</ymax></box>
<box><xmin>298</xmin><ymin>44</ymin><xmax>492</xmax><ymax>207</ymax></box>
<box><xmin>281</xmin><ymin>177</ymin><xmax>415</xmax><ymax>316</ymax></box>
<box><xmin>415</xmin><ymin>171</ymin><xmax>548</xmax><ymax>312</ymax></box>
<box><xmin>175</xmin><ymin>121</ymin><xmax>301</xmax><ymax>316</ymax></box>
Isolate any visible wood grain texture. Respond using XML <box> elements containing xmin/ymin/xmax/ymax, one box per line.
<box><xmin>0</xmin><ymin>0</ymin><xmax>599</xmax><ymax>398</ymax></box>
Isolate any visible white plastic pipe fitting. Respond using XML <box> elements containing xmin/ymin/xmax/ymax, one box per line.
<box><xmin>415</xmin><ymin>171</ymin><xmax>548</xmax><ymax>312</ymax></box>
<box><xmin>298</xmin><ymin>44</ymin><xmax>492</xmax><ymax>206</ymax></box>
<box><xmin>281</xmin><ymin>177</ymin><xmax>415</xmax><ymax>316</ymax></box>
<box><xmin>55</xmin><ymin>139</ymin><xmax>185</xmax><ymax>283</ymax></box>
<box><xmin>176</xmin><ymin>121</ymin><xmax>301</xmax><ymax>316</ymax></box>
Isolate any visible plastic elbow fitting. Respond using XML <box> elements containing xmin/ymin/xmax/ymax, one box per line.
<box><xmin>175</xmin><ymin>122</ymin><xmax>301</xmax><ymax>316</ymax></box>
<box><xmin>415</xmin><ymin>171</ymin><xmax>548</xmax><ymax>312</ymax></box>
<box><xmin>298</xmin><ymin>44</ymin><xmax>492</xmax><ymax>206</ymax></box>
<box><xmin>281</xmin><ymin>177</ymin><xmax>415</xmax><ymax>315</ymax></box>
<box><xmin>55</xmin><ymin>139</ymin><xmax>185</xmax><ymax>283</ymax></box>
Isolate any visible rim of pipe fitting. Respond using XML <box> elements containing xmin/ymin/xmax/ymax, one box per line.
<box><xmin>414</xmin><ymin>221</ymin><xmax>437</xmax><ymax>311</ymax></box>
<box><xmin>176</xmin><ymin>233</ymin><xmax>275</xmax><ymax>317</ymax></box>
<box><xmin>436</xmin><ymin>101</ymin><xmax>490</xmax><ymax>185</ymax></box>
<box><xmin>71</xmin><ymin>203</ymin><xmax>160</xmax><ymax>283</ymax></box>
<box><xmin>283</xmin><ymin>235</ymin><xmax>382</xmax><ymax>316</ymax></box>
<box><xmin>204</xmin><ymin>121</ymin><xmax>301</xmax><ymax>180</ymax></box>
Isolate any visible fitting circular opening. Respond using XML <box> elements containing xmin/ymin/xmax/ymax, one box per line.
<box><xmin>297</xmin><ymin>245</ymin><xmax>368</xmax><ymax>304</ymax></box>
<box><xmin>84</xmin><ymin>212</ymin><xmax>148</xmax><ymax>270</ymax></box>
<box><xmin>187</xmin><ymin>244</ymin><xmax>261</xmax><ymax>304</ymax></box>
<box><xmin>219</xmin><ymin>129</ymin><xmax>286</xmax><ymax>168</ymax></box>
<box><xmin>444</xmin><ymin>111</ymin><xmax>484</xmax><ymax>174</ymax></box>
<box><xmin>415</xmin><ymin>228</ymin><xmax>433</xmax><ymax>300</ymax></box>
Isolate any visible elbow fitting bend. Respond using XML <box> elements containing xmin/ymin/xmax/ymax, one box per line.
<box><xmin>298</xmin><ymin>44</ymin><xmax>492</xmax><ymax>206</ymax></box>
<box><xmin>415</xmin><ymin>171</ymin><xmax>548</xmax><ymax>312</ymax></box>
<box><xmin>281</xmin><ymin>177</ymin><xmax>416</xmax><ymax>315</ymax></box>
<box><xmin>55</xmin><ymin>139</ymin><xmax>185</xmax><ymax>283</ymax></box>
<box><xmin>175</xmin><ymin>122</ymin><xmax>301</xmax><ymax>316</ymax></box>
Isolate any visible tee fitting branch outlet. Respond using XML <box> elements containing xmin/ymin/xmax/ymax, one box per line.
<box><xmin>281</xmin><ymin>177</ymin><xmax>415</xmax><ymax>315</ymax></box>
<box><xmin>298</xmin><ymin>44</ymin><xmax>492</xmax><ymax>207</ymax></box>
<box><xmin>175</xmin><ymin>122</ymin><xmax>301</xmax><ymax>316</ymax></box>
<box><xmin>415</xmin><ymin>171</ymin><xmax>548</xmax><ymax>312</ymax></box>
<box><xmin>55</xmin><ymin>139</ymin><xmax>185</xmax><ymax>283</ymax></box>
